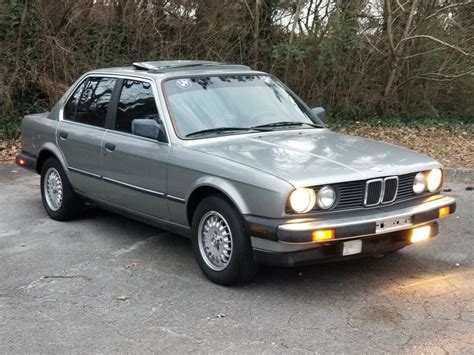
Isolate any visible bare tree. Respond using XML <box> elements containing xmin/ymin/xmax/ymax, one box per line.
<box><xmin>1</xmin><ymin>0</ymin><xmax>473</xmax><ymax>139</ymax></box>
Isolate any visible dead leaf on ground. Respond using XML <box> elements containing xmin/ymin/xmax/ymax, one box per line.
<box><xmin>124</xmin><ymin>262</ymin><xmax>139</xmax><ymax>269</ymax></box>
<box><xmin>339</xmin><ymin>125</ymin><xmax>474</xmax><ymax>169</ymax></box>
<box><xmin>0</xmin><ymin>139</ymin><xmax>21</xmax><ymax>164</ymax></box>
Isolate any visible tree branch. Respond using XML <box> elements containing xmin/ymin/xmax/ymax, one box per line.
<box><xmin>364</xmin><ymin>33</ymin><xmax>384</xmax><ymax>55</ymax></box>
<box><xmin>384</xmin><ymin>0</ymin><xmax>396</xmax><ymax>54</ymax></box>
<box><xmin>398</xmin><ymin>70</ymin><xmax>474</xmax><ymax>87</ymax></box>
<box><xmin>395</xmin><ymin>35</ymin><xmax>473</xmax><ymax>57</ymax></box>
<box><xmin>425</xmin><ymin>2</ymin><xmax>474</xmax><ymax>21</ymax></box>
<box><xmin>403</xmin><ymin>47</ymin><xmax>447</xmax><ymax>59</ymax></box>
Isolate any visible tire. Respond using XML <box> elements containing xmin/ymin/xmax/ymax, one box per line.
<box><xmin>191</xmin><ymin>195</ymin><xmax>257</xmax><ymax>286</ymax></box>
<box><xmin>40</xmin><ymin>157</ymin><xmax>83</xmax><ymax>221</ymax></box>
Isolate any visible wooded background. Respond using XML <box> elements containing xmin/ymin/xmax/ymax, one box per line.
<box><xmin>0</xmin><ymin>0</ymin><xmax>473</xmax><ymax>139</ymax></box>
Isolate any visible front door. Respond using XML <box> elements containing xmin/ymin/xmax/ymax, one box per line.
<box><xmin>57</xmin><ymin>76</ymin><xmax>118</xmax><ymax>199</ymax></box>
<box><xmin>102</xmin><ymin>79</ymin><xmax>170</xmax><ymax>220</ymax></box>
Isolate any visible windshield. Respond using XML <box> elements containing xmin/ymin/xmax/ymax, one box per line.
<box><xmin>163</xmin><ymin>75</ymin><xmax>321</xmax><ymax>138</ymax></box>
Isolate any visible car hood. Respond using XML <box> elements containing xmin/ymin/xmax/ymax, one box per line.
<box><xmin>185</xmin><ymin>129</ymin><xmax>440</xmax><ymax>187</ymax></box>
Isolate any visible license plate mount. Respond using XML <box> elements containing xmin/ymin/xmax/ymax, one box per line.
<box><xmin>375</xmin><ymin>216</ymin><xmax>412</xmax><ymax>233</ymax></box>
<box><xmin>343</xmin><ymin>239</ymin><xmax>362</xmax><ymax>256</ymax></box>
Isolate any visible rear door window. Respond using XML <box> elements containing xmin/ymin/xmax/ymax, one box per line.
<box><xmin>64</xmin><ymin>80</ymin><xmax>87</xmax><ymax>121</ymax></box>
<box><xmin>64</xmin><ymin>77</ymin><xmax>117</xmax><ymax>128</ymax></box>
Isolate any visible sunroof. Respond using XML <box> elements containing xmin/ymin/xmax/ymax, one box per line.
<box><xmin>132</xmin><ymin>60</ymin><xmax>251</xmax><ymax>73</ymax></box>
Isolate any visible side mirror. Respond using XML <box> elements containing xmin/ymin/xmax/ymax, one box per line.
<box><xmin>132</xmin><ymin>118</ymin><xmax>166</xmax><ymax>142</ymax></box>
<box><xmin>311</xmin><ymin>107</ymin><xmax>325</xmax><ymax>122</ymax></box>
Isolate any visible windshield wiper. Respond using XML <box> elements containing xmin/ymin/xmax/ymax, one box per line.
<box><xmin>251</xmin><ymin>121</ymin><xmax>324</xmax><ymax>129</ymax></box>
<box><xmin>186</xmin><ymin>127</ymin><xmax>258</xmax><ymax>137</ymax></box>
<box><xmin>186</xmin><ymin>121</ymin><xmax>323</xmax><ymax>137</ymax></box>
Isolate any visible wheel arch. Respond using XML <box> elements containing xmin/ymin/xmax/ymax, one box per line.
<box><xmin>186</xmin><ymin>181</ymin><xmax>250</xmax><ymax>227</ymax></box>
<box><xmin>36</xmin><ymin>143</ymin><xmax>68</xmax><ymax>175</ymax></box>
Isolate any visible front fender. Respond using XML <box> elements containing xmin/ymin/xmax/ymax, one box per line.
<box><xmin>166</xmin><ymin>146</ymin><xmax>294</xmax><ymax>226</ymax></box>
<box><xmin>191</xmin><ymin>176</ymin><xmax>252</xmax><ymax>215</ymax></box>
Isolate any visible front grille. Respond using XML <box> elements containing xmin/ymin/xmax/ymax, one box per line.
<box><xmin>334</xmin><ymin>180</ymin><xmax>365</xmax><ymax>209</ymax></box>
<box><xmin>365</xmin><ymin>179</ymin><xmax>383</xmax><ymax>206</ymax></box>
<box><xmin>397</xmin><ymin>173</ymin><xmax>417</xmax><ymax>200</ymax></box>
<box><xmin>288</xmin><ymin>172</ymin><xmax>425</xmax><ymax>214</ymax></box>
<box><xmin>383</xmin><ymin>177</ymin><xmax>398</xmax><ymax>203</ymax></box>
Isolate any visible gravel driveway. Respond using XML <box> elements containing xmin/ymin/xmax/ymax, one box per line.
<box><xmin>0</xmin><ymin>165</ymin><xmax>472</xmax><ymax>353</ymax></box>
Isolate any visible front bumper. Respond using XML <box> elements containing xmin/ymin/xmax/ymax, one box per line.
<box><xmin>246</xmin><ymin>195</ymin><xmax>455</xmax><ymax>267</ymax></box>
<box><xmin>253</xmin><ymin>222</ymin><xmax>439</xmax><ymax>267</ymax></box>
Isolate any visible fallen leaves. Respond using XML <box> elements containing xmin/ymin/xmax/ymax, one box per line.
<box><xmin>339</xmin><ymin>124</ymin><xmax>474</xmax><ymax>169</ymax></box>
<box><xmin>0</xmin><ymin>139</ymin><xmax>21</xmax><ymax>164</ymax></box>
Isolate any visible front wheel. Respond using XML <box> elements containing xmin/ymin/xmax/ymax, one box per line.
<box><xmin>191</xmin><ymin>195</ymin><xmax>257</xmax><ymax>286</ymax></box>
<box><xmin>40</xmin><ymin>158</ymin><xmax>83</xmax><ymax>221</ymax></box>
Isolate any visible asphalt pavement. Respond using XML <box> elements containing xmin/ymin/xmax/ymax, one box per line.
<box><xmin>0</xmin><ymin>165</ymin><xmax>473</xmax><ymax>354</ymax></box>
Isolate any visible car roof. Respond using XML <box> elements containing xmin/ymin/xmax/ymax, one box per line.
<box><xmin>87</xmin><ymin>60</ymin><xmax>263</xmax><ymax>79</ymax></box>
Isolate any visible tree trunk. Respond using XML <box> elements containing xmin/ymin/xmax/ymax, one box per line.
<box><xmin>284</xmin><ymin>0</ymin><xmax>303</xmax><ymax>82</ymax></box>
<box><xmin>253</xmin><ymin>0</ymin><xmax>261</xmax><ymax>68</ymax></box>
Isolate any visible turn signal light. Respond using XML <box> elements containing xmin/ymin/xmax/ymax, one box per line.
<box><xmin>438</xmin><ymin>206</ymin><xmax>450</xmax><ymax>219</ymax></box>
<box><xmin>410</xmin><ymin>226</ymin><xmax>431</xmax><ymax>243</ymax></box>
<box><xmin>17</xmin><ymin>158</ymin><xmax>25</xmax><ymax>166</ymax></box>
<box><xmin>312</xmin><ymin>229</ymin><xmax>335</xmax><ymax>242</ymax></box>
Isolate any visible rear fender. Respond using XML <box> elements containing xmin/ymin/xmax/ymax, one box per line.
<box><xmin>37</xmin><ymin>143</ymin><xmax>70</xmax><ymax>178</ymax></box>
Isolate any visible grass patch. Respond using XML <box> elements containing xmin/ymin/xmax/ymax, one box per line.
<box><xmin>0</xmin><ymin>92</ymin><xmax>49</xmax><ymax>140</ymax></box>
<box><xmin>0</xmin><ymin>109</ymin><xmax>23</xmax><ymax>141</ymax></box>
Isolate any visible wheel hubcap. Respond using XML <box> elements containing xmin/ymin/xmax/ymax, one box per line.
<box><xmin>198</xmin><ymin>211</ymin><xmax>233</xmax><ymax>271</ymax></box>
<box><xmin>44</xmin><ymin>167</ymin><xmax>63</xmax><ymax>211</ymax></box>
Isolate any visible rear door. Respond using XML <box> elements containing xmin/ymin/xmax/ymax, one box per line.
<box><xmin>58</xmin><ymin>76</ymin><xmax>118</xmax><ymax>199</ymax></box>
<box><xmin>102</xmin><ymin>78</ymin><xmax>171</xmax><ymax>219</ymax></box>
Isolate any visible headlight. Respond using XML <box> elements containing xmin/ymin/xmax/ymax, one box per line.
<box><xmin>427</xmin><ymin>168</ymin><xmax>442</xmax><ymax>192</ymax></box>
<box><xmin>413</xmin><ymin>172</ymin><xmax>426</xmax><ymax>194</ymax></box>
<box><xmin>317</xmin><ymin>185</ymin><xmax>336</xmax><ymax>209</ymax></box>
<box><xmin>289</xmin><ymin>188</ymin><xmax>316</xmax><ymax>213</ymax></box>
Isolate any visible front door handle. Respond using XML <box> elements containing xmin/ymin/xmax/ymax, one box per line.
<box><xmin>104</xmin><ymin>142</ymin><xmax>116</xmax><ymax>151</ymax></box>
<box><xmin>59</xmin><ymin>131</ymin><xmax>68</xmax><ymax>140</ymax></box>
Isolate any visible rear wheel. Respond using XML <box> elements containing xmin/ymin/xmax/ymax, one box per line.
<box><xmin>191</xmin><ymin>195</ymin><xmax>257</xmax><ymax>285</ymax></box>
<box><xmin>40</xmin><ymin>158</ymin><xmax>83</xmax><ymax>221</ymax></box>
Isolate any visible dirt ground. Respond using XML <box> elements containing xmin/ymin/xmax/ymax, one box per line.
<box><xmin>1</xmin><ymin>166</ymin><xmax>473</xmax><ymax>353</ymax></box>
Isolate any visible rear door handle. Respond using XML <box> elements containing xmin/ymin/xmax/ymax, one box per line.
<box><xmin>104</xmin><ymin>142</ymin><xmax>116</xmax><ymax>151</ymax></box>
<box><xmin>59</xmin><ymin>131</ymin><xmax>68</xmax><ymax>140</ymax></box>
